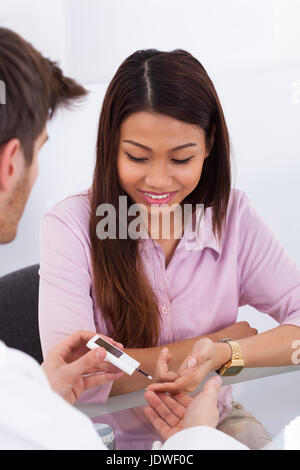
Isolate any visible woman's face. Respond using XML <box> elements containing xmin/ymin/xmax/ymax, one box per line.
<box><xmin>117</xmin><ymin>112</ymin><xmax>212</xmax><ymax>210</ymax></box>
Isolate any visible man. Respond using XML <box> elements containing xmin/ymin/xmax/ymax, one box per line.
<box><xmin>0</xmin><ymin>27</ymin><xmax>250</xmax><ymax>450</ymax></box>
<box><xmin>0</xmin><ymin>26</ymin><xmax>124</xmax><ymax>450</ymax></box>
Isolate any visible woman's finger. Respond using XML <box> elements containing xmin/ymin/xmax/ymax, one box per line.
<box><xmin>154</xmin><ymin>348</ymin><xmax>172</xmax><ymax>381</ymax></box>
<box><xmin>147</xmin><ymin>368</ymin><xmax>203</xmax><ymax>393</ymax></box>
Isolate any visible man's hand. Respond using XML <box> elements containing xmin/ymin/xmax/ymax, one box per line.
<box><xmin>144</xmin><ymin>375</ymin><xmax>223</xmax><ymax>441</ymax></box>
<box><xmin>41</xmin><ymin>330</ymin><xmax>124</xmax><ymax>405</ymax></box>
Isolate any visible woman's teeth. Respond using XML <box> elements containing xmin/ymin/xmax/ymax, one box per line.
<box><xmin>145</xmin><ymin>193</ymin><xmax>170</xmax><ymax>200</ymax></box>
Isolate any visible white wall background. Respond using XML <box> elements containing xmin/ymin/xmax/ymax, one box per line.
<box><xmin>0</xmin><ymin>0</ymin><xmax>300</xmax><ymax>333</ymax></box>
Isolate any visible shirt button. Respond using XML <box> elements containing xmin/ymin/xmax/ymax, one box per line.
<box><xmin>161</xmin><ymin>305</ymin><xmax>168</xmax><ymax>315</ymax></box>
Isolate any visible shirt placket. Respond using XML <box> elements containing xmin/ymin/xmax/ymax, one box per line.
<box><xmin>153</xmin><ymin>244</ymin><xmax>175</xmax><ymax>345</ymax></box>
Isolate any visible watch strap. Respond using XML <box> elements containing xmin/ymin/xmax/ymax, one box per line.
<box><xmin>216</xmin><ymin>339</ymin><xmax>244</xmax><ymax>376</ymax></box>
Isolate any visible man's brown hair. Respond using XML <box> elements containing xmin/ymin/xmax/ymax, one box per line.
<box><xmin>0</xmin><ymin>27</ymin><xmax>88</xmax><ymax>165</ymax></box>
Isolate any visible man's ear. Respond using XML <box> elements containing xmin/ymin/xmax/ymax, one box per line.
<box><xmin>0</xmin><ymin>139</ymin><xmax>21</xmax><ymax>192</ymax></box>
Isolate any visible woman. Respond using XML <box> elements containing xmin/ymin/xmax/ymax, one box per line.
<box><xmin>39</xmin><ymin>49</ymin><xmax>300</xmax><ymax>448</ymax></box>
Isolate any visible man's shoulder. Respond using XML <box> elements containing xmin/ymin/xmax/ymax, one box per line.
<box><xmin>0</xmin><ymin>341</ymin><xmax>48</xmax><ymax>386</ymax></box>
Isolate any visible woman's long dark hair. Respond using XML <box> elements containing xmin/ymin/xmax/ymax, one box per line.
<box><xmin>90</xmin><ymin>49</ymin><xmax>231</xmax><ymax>348</ymax></box>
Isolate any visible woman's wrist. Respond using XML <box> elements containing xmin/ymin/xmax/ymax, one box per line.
<box><xmin>213</xmin><ymin>342</ymin><xmax>232</xmax><ymax>370</ymax></box>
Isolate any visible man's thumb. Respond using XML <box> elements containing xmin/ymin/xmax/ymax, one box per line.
<box><xmin>202</xmin><ymin>375</ymin><xmax>223</xmax><ymax>395</ymax></box>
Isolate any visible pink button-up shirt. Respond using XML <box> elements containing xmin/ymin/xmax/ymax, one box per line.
<box><xmin>38</xmin><ymin>188</ymin><xmax>300</xmax><ymax>420</ymax></box>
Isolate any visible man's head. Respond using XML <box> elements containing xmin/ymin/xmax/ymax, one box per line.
<box><xmin>0</xmin><ymin>27</ymin><xmax>88</xmax><ymax>243</ymax></box>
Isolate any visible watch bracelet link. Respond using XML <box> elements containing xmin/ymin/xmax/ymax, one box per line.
<box><xmin>215</xmin><ymin>338</ymin><xmax>244</xmax><ymax>376</ymax></box>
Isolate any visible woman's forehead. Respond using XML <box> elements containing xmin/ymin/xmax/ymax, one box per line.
<box><xmin>119</xmin><ymin>111</ymin><xmax>205</xmax><ymax>149</ymax></box>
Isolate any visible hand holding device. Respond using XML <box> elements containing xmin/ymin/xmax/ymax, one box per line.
<box><xmin>42</xmin><ymin>330</ymin><xmax>124</xmax><ymax>405</ymax></box>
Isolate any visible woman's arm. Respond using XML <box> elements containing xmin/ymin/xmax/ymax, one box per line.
<box><xmin>110</xmin><ymin>321</ymin><xmax>257</xmax><ymax>396</ymax></box>
<box><xmin>39</xmin><ymin>206</ymin><xmax>114</xmax><ymax>404</ymax></box>
<box><xmin>148</xmin><ymin>192</ymin><xmax>300</xmax><ymax>394</ymax></box>
<box><xmin>231</xmin><ymin>324</ymin><xmax>300</xmax><ymax>367</ymax></box>
<box><xmin>147</xmin><ymin>324</ymin><xmax>300</xmax><ymax>394</ymax></box>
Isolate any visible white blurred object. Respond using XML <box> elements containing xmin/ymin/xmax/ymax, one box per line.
<box><xmin>273</xmin><ymin>0</ymin><xmax>300</xmax><ymax>63</ymax></box>
<box><xmin>0</xmin><ymin>0</ymin><xmax>67</xmax><ymax>68</ymax></box>
<box><xmin>284</xmin><ymin>416</ymin><xmax>300</xmax><ymax>450</ymax></box>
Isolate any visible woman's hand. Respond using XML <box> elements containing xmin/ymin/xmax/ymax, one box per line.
<box><xmin>147</xmin><ymin>338</ymin><xmax>230</xmax><ymax>394</ymax></box>
<box><xmin>41</xmin><ymin>330</ymin><xmax>124</xmax><ymax>405</ymax></box>
<box><xmin>216</xmin><ymin>321</ymin><xmax>258</xmax><ymax>341</ymax></box>
<box><xmin>153</xmin><ymin>347</ymin><xmax>179</xmax><ymax>384</ymax></box>
<box><xmin>144</xmin><ymin>375</ymin><xmax>223</xmax><ymax>441</ymax></box>
<box><xmin>146</xmin><ymin>321</ymin><xmax>257</xmax><ymax>394</ymax></box>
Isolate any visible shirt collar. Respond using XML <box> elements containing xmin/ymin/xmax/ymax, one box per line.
<box><xmin>138</xmin><ymin>205</ymin><xmax>223</xmax><ymax>257</ymax></box>
<box><xmin>183</xmin><ymin>205</ymin><xmax>223</xmax><ymax>256</ymax></box>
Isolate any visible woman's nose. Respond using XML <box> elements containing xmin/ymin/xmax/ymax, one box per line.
<box><xmin>144</xmin><ymin>165</ymin><xmax>173</xmax><ymax>190</ymax></box>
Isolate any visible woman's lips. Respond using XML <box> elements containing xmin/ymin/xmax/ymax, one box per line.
<box><xmin>138</xmin><ymin>190</ymin><xmax>178</xmax><ymax>205</ymax></box>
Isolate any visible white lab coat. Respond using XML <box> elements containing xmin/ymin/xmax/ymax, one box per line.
<box><xmin>0</xmin><ymin>341</ymin><xmax>295</xmax><ymax>450</ymax></box>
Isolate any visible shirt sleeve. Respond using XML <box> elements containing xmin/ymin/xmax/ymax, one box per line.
<box><xmin>161</xmin><ymin>426</ymin><xmax>248</xmax><ymax>450</ymax></box>
<box><xmin>237</xmin><ymin>192</ymin><xmax>300</xmax><ymax>328</ymax></box>
<box><xmin>38</xmin><ymin>210</ymin><xmax>113</xmax><ymax>404</ymax></box>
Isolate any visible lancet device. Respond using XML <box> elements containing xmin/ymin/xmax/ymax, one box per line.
<box><xmin>87</xmin><ymin>334</ymin><xmax>153</xmax><ymax>379</ymax></box>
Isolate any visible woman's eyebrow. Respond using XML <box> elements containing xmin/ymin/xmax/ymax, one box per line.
<box><xmin>123</xmin><ymin>139</ymin><xmax>197</xmax><ymax>152</ymax></box>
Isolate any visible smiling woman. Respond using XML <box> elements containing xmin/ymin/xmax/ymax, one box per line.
<box><xmin>89</xmin><ymin>49</ymin><xmax>231</xmax><ymax>349</ymax></box>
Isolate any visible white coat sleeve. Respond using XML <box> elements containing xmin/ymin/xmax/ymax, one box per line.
<box><xmin>0</xmin><ymin>342</ymin><xmax>106</xmax><ymax>450</ymax></box>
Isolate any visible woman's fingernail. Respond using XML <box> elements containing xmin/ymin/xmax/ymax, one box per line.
<box><xmin>188</xmin><ymin>357</ymin><xmax>197</xmax><ymax>368</ymax></box>
<box><xmin>161</xmin><ymin>347</ymin><xmax>169</xmax><ymax>353</ymax></box>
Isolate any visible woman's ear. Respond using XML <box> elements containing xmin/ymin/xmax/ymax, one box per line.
<box><xmin>205</xmin><ymin>124</ymin><xmax>216</xmax><ymax>159</ymax></box>
<box><xmin>0</xmin><ymin>139</ymin><xmax>21</xmax><ymax>192</ymax></box>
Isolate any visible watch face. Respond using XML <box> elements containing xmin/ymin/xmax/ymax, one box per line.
<box><xmin>224</xmin><ymin>366</ymin><xmax>244</xmax><ymax>376</ymax></box>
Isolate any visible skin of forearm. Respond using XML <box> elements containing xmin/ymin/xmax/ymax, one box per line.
<box><xmin>213</xmin><ymin>325</ymin><xmax>300</xmax><ymax>370</ymax></box>
<box><xmin>110</xmin><ymin>329</ymin><xmax>223</xmax><ymax>396</ymax></box>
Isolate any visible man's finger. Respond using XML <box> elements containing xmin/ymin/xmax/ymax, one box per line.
<box><xmin>145</xmin><ymin>391</ymin><xmax>188</xmax><ymax>422</ymax></box>
<box><xmin>201</xmin><ymin>375</ymin><xmax>223</xmax><ymax>397</ymax></box>
<box><xmin>64</xmin><ymin>348</ymin><xmax>112</xmax><ymax>380</ymax></box>
<box><xmin>82</xmin><ymin>361</ymin><xmax>125</xmax><ymax>375</ymax></box>
<box><xmin>158</xmin><ymin>392</ymin><xmax>193</xmax><ymax>413</ymax></box>
<box><xmin>144</xmin><ymin>391</ymin><xmax>181</xmax><ymax>427</ymax></box>
<box><xmin>83</xmin><ymin>371</ymin><xmax>124</xmax><ymax>390</ymax></box>
<box><xmin>144</xmin><ymin>406</ymin><xmax>172</xmax><ymax>441</ymax></box>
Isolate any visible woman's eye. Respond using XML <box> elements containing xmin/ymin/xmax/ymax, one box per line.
<box><xmin>172</xmin><ymin>156</ymin><xmax>194</xmax><ymax>164</ymax></box>
<box><xmin>125</xmin><ymin>152</ymin><xmax>148</xmax><ymax>163</ymax></box>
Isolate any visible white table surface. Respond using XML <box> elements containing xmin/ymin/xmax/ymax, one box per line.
<box><xmin>76</xmin><ymin>365</ymin><xmax>299</xmax><ymax>441</ymax></box>
<box><xmin>231</xmin><ymin>369</ymin><xmax>300</xmax><ymax>439</ymax></box>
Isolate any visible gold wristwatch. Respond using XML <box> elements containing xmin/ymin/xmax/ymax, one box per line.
<box><xmin>215</xmin><ymin>338</ymin><xmax>244</xmax><ymax>376</ymax></box>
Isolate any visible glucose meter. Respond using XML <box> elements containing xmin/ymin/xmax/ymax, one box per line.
<box><xmin>87</xmin><ymin>334</ymin><xmax>153</xmax><ymax>379</ymax></box>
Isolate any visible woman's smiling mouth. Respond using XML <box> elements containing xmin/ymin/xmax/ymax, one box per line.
<box><xmin>138</xmin><ymin>190</ymin><xmax>178</xmax><ymax>204</ymax></box>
